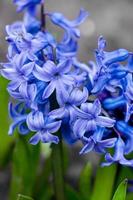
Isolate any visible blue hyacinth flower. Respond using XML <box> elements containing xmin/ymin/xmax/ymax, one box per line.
<box><xmin>33</xmin><ymin>59</ymin><xmax>76</xmax><ymax>104</ymax></box>
<box><xmin>116</xmin><ymin>121</ymin><xmax>133</xmax><ymax>154</ymax></box>
<box><xmin>49</xmin><ymin>87</ymin><xmax>88</xmax><ymax>121</ymax></box>
<box><xmin>6</xmin><ymin>23</ymin><xmax>52</xmax><ymax>60</ymax></box>
<box><xmin>48</xmin><ymin>9</ymin><xmax>89</xmax><ymax>42</ymax></box>
<box><xmin>13</xmin><ymin>0</ymin><xmax>43</xmax><ymax>13</ymax></box>
<box><xmin>27</xmin><ymin>111</ymin><xmax>61</xmax><ymax>145</ymax></box>
<box><xmin>24</xmin><ymin>12</ymin><xmax>41</xmax><ymax>34</ymax></box>
<box><xmin>102</xmin><ymin>137</ymin><xmax>133</xmax><ymax>167</ymax></box>
<box><xmin>80</xmin><ymin>127</ymin><xmax>117</xmax><ymax>154</ymax></box>
<box><xmin>73</xmin><ymin>99</ymin><xmax>115</xmax><ymax>139</ymax></box>
<box><xmin>8</xmin><ymin>102</ymin><xmax>29</xmax><ymax>135</ymax></box>
<box><xmin>91</xmin><ymin>36</ymin><xmax>129</xmax><ymax>94</ymax></box>
<box><xmin>1</xmin><ymin>53</ymin><xmax>35</xmax><ymax>91</ymax></box>
<box><xmin>96</xmin><ymin>36</ymin><xmax>129</xmax><ymax>67</ymax></box>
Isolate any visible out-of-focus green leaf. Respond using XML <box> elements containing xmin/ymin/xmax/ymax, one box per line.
<box><xmin>116</xmin><ymin>166</ymin><xmax>133</xmax><ymax>200</ymax></box>
<box><xmin>41</xmin><ymin>143</ymin><xmax>51</xmax><ymax>158</ymax></box>
<box><xmin>117</xmin><ymin>167</ymin><xmax>133</xmax><ymax>184</ymax></box>
<box><xmin>10</xmin><ymin>135</ymin><xmax>40</xmax><ymax>200</ymax></box>
<box><xmin>17</xmin><ymin>194</ymin><xmax>33</xmax><ymax>200</ymax></box>
<box><xmin>112</xmin><ymin>179</ymin><xmax>127</xmax><ymax>200</ymax></box>
<box><xmin>0</xmin><ymin>77</ymin><xmax>14</xmax><ymax>167</ymax></box>
<box><xmin>127</xmin><ymin>193</ymin><xmax>133</xmax><ymax>200</ymax></box>
<box><xmin>91</xmin><ymin>160</ymin><xmax>117</xmax><ymax>200</ymax></box>
<box><xmin>79</xmin><ymin>162</ymin><xmax>92</xmax><ymax>200</ymax></box>
<box><xmin>62</xmin><ymin>144</ymin><xmax>69</xmax><ymax>173</ymax></box>
<box><xmin>65</xmin><ymin>184</ymin><xmax>80</xmax><ymax>200</ymax></box>
<box><xmin>33</xmin><ymin>157</ymin><xmax>53</xmax><ymax>200</ymax></box>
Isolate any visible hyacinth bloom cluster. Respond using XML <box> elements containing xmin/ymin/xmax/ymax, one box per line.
<box><xmin>1</xmin><ymin>0</ymin><xmax>133</xmax><ymax>167</ymax></box>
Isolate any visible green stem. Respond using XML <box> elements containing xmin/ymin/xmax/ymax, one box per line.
<box><xmin>51</xmin><ymin>132</ymin><xmax>66</xmax><ymax>200</ymax></box>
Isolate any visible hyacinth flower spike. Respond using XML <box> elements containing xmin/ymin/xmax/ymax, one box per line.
<box><xmin>1</xmin><ymin>0</ymin><xmax>133</xmax><ymax>171</ymax></box>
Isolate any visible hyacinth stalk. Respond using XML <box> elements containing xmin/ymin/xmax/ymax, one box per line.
<box><xmin>42</xmin><ymin>2</ymin><xmax>63</xmax><ymax>200</ymax></box>
<box><xmin>40</xmin><ymin>3</ymin><xmax>65</xmax><ymax>199</ymax></box>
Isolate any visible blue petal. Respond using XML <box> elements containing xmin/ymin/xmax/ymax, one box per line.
<box><xmin>41</xmin><ymin>131</ymin><xmax>59</xmax><ymax>144</ymax></box>
<box><xmin>45</xmin><ymin>120</ymin><xmax>62</xmax><ymax>133</ymax></box>
<box><xmin>29</xmin><ymin>132</ymin><xmax>41</xmax><ymax>145</ymax></box>
<box><xmin>103</xmin><ymin>95</ymin><xmax>126</xmax><ymax>110</ymax></box>
<box><xmin>73</xmin><ymin>119</ymin><xmax>88</xmax><ymax>138</ymax></box>
<box><xmin>79</xmin><ymin>138</ymin><xmax>94</xmax><ymax>154</ymax></box>
<box><xmin>49</xmin><ymin>107</ymin><xmax>66</xmax><ymax>119</ymax></box>
<box><xmin>96</xmin><ymin>116</ymin><xmax>115</xmax><ymax>127</ymax></box>
<box><xmin>103</xmin><ymin>49</ymin><xmax>129</xmax><ymax>66</ymax></box>
<box><xmin>26</xmin><ymin>111</ymin><xmax>44</xmax><ymax>131</ymax></box>
<box><xmin>42</xmin><ymin>81</ymin><xmax>56</xmax><ymax>99</ymax></box>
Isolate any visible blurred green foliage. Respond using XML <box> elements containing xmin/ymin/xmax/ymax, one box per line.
<box><xmin>0</xmin><ymin>77</ymin><xmax>13</xmax><ymax>167</ymax></box>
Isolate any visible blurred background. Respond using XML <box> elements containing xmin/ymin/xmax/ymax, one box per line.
<box><xmin>0</xmin><ymin>0</ymin><xmax>133</xmax><ymax>199</ymax></box>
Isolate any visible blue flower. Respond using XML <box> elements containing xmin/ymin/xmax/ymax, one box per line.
<box><xmin>49</xmin><ymin>87</ymin><xmax>88</xmax><ymax>144</ymax></box>
<box><xmin>49</xmin><ymin>87</ymin><xmax>88</xmax><ymax>121</ymax></box>
<box><xmin>102</xmin><ymin>137</ymin><xmax>133</xmax><ymax>167</ymax></box>
<box><xmin>96</xmin><ymin>36</ymin><xmax>129</xmax><ymax>67</ymax></box>
<box><xmin>48</xmin><ymin>9</ymin><xmax>89</xmax><ymax>42</ymax></box>
<box><xmin>8</xmin><ymin>102</ymin><xmax>28</xmax><ymax>135</ymax></box>
<box><xmin>103</xmin><ymin>95</ymin><xmax>126</xmax><ymax>110</ymax></box>
<box><xmin>1</xmin><ymin>53</ymin><xmax>35</xmax><ymax>91</ymax></box>
<box><xmin>23</xmin><ymin>12</ymin><xmax>41</xmax><ymax>34</ymax></box>
<box><xmin>91</xmin><ymin>36</ymin><xmax>129</xmax><ymax>94</ymax></box>
<box><xmin>27</xmin><ymin>111</ymin><xmax>61</xmax><ymax>145</ymax></box>
<box><xmin>6</xmin><ymin>23</ymin><xmax>52</xmax><ymax>60</ymax></box>
<box><xmin>80</xmin><ymin>127</ymin><xmax>117</xmax><ymax>154</ymax></box>
<box><xmin>73</xmin><ymin>99</ymin><xmax>115</xmax><ymax>139</ymax></box>
<box><xmin>103</xmin><ymin>73</ymin><xmax>133</xmax><ymax>122</ymax></box>
<box><xmin>57</xmin><ymin>38</ymin><xmax>78</xmax><ymax>59</ymax></box>
<box><xmin>127</xmin><ymin>53</ymin><xmax>133</xmax><ymax>72</ymax></box>
<box><xmin>124</xmin><ymin>74</ymin><xmax>133</xmax><ymax>122</ymax></box>
<box><xmin>91</xmin><ymin>63</ymin><xmax>128</xmax><ymax>94</ymax></box>
<box><xmin>33</xmin><ymin>59</ymin><xmax>76</xmax><ymax>104</ymax></box>
<box><xmin>116</xmin><ymin>121</ymin><xmax>133</xmax><ymax>154</ymax></box>
<box><xmin>13</xmin><ymin>0</ymin><xmax>42</xmax><ymax>12</ymax></box>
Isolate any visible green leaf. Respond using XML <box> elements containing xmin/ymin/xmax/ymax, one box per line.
<box><xmin>10</xmin><ymin>135</ymin><xmax>40</xmax><ymax>200</ymax></box>
<box><xmin>33</xmin><ymin>157</ymin><xmax>53</xmax><ymax>200</ymax></box>
<box><xmin>79</xmin><ymin>162</ymin><xmax>92</xmax><ymax>200</ymax></box>
<box><xmin>116</xmin><ymin>165</ymin><xmax>133</xmax><ymax>200</ymax></box>
<box><xmin>65</xmin><ymin>184</ymin><xmax>80</xmax><ymax>200</ymax></box>
<box><xmin>0</xmin><ymin>77</ymin><xmax>14</xmax><ymax>167</ymax></box>
<box><xmin>126</xmin><ymin>193</ymin><xmax>133</xmax><ymax>200</ymax></box>
<box><xmin>112</xmin><ymin>179</ymin><xmax>127</xmax><ymax>200</ymax></box>
<box><xmin>91</xmin><ymin>160</ymin><xmax>117</xmax><ymax>200</ymax></box>
<box><xmin>17</xmin><ymin>194</ymin><xmax>33</xmax><ymax>200</ymax></box>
